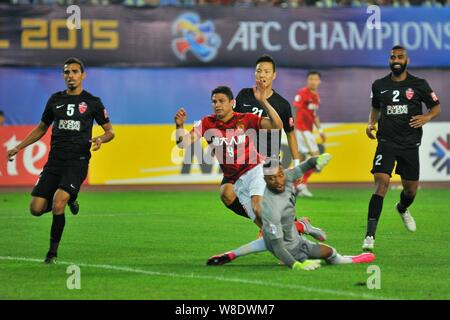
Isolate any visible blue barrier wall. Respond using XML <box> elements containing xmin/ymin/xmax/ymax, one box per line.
<box><xmin>1</xmin><ymin>67</ymin><xmax>448</xmax><ymax>125</ymax></box>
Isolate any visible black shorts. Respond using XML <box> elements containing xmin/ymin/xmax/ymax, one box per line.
<box><xmin>31</xmin><ymin>158</ymin><xmax>89</xmax><ymax>202</ymax></box>
<box><xmin>371</xmin><ymin>144</ymin><xmax>419</xmax><ymax>181</ymax></box>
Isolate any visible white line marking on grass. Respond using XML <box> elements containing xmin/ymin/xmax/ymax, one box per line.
<box><xmin>0</xmin><ymin>256</ymin><xmax>400</xmax><ymax>300</ymax></box>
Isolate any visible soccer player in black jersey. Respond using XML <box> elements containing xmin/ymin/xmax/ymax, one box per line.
<box><xmin>6</xmin><ymin>58</ymin><xmax>115</xmax><ymax>263</ymax></box>
<box><xmin>362</xmin><ymin>46</ymin><xmax>441</xmax><ymax>251</ymax></box>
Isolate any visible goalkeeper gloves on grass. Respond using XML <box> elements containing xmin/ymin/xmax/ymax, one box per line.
<box><xmin>292</xmin><ymin>260</ymin><xmax>321</xmax><ymax>271</ymax></box>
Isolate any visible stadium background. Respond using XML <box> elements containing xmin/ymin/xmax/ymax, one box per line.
<box><xmin>0</xmin><ymin>2</ymin><xmax>450</xmax><ymax>302</ymax></box>
<box><xmin>0</xmin><ymin>4</ymin><xmax>449</xmax><ymax>186</ymax></box>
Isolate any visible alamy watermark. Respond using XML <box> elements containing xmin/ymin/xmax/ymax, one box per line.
<box><xmin>66</xmin><ymin>264</ymin><xmax>81</xmax><ymax>290</ymax></box>
<box><xmin>366</xmin><ymin>5</ymin><xmax>382</xmax><ymax>30</ymax></box>
<box><xmin>366</xmin><ymin>265</ymin><xmax>381</xmax><ymax>289</ymax></box>
<box><xmin>66</xmin><ymin>5</ymin><xmax>81</xmax><ymax>30</ymax></box>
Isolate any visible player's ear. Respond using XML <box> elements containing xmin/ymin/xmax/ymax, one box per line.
<box><xmin>272</xmin><ymin>71</ymin><xmax>277</xmax><ymax>81</ymax></box>
<box><xmin>81</xmin><ymin>71</ymin><xmax>86</xmax><ymax>80</ymax></box>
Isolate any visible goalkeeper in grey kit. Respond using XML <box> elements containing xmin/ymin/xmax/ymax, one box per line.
<box><xmin>209</xmin><ymin>154</ymin><xmax>376</xmax><ymax>270</ymax></box>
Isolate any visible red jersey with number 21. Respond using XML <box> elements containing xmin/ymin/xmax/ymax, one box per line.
<box><xmin>192</xmin><ymin>112</ymin><xmax>263</xmax><ymax>184</ymax></box>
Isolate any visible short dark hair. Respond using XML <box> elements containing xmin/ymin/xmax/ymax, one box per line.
<box><xmin>263</xmin><ymin>157</ymin><xmax>281</xmax><ymax>176</ymax></box>
<box><xmin>255</xmin><ymin>54</ymin><xmax>276</xmax><ymax>72</ymax></box>
<box><xmin>391</xmin><ymin>45</ymin><xmax>406</xmax><ymax>51</ymax></box>
<box><xmin>211</xmin><ymin>86</ymin><xmax>234</xmax><ymax>101</ymax></box>
<box><xmin>307</xmin><ymin>70</ymin><xmax>321</xmax><ymax>79</ymax></box>
<box><xmin>63</xmin><ymin>57</ymin><xmax>85</xmax><ymax>73</ymax></box>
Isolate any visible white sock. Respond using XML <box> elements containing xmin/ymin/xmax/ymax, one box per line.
<box><xmin>326</xmin><ymin>248</ymin><xmax>352</xmax><ymax>265</ymax></box>
<box><xmin>232</xmin><ymin>238</ymin><xmax>266</xmax><ymax>257</ymax></box>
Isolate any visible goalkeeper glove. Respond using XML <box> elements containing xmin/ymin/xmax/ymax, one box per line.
<box><xmin>292</xmin><ymin>260</ymin><xmax>321</xmax><ymax>271</ymax></box>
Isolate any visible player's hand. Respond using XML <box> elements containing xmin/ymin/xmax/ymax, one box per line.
<box><xmin>253</xmin><ymin>79</ymin><xmax>269</xmax><ymax>103</ymax></box>
<box><xmin>292</xmin><ymin>260</ymin><xmax>321</xmax><ymax>271</ymax></box>
<box><xmin>91</xmin><ymin>137</ymin><xmax>102</xmax><ymax>151</ymax></box>
<box><xmin>366</xmin><ymin>124</ymin><xmax>377</xmax><ymax>139</ymax></box>
<box><xmin>319</xmin><ymin>132</ymin><xmax>326</xmax><ymax>143</ymax></box>
<box><xmin>409</xmin><ymin>114</ymin><xmax>431</xmax><ymax>128</ymax></box>
<box><xmin>175</xmin><ymin>108</ymin><xmax>187</xmax><ymax>127</ymax></box>
<box><xmin>6</xmin><ymin>147</ymin><xmax>19</xmax><ymax>162</ymax></box>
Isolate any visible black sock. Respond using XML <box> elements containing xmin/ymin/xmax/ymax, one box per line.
<box><xmin>226</xmin><ymin>198</ymin><xmax>248</xmax><ymax>218</ymax></box>
<box><xmin>366</xmin><ymin>194</ymin><xmax>384</xmax><ymax>238</ymax></box>
<box><xmin>49</xmin><ymin>214</ymin><xmax>65</xmax><ymax>256</ymax></box>
<box><xmin>397</xmin><ymin>191</ymin><xmax>415</xmax><ymax>214</ymax></box>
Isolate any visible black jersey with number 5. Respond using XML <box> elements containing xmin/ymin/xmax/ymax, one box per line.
<box><xmin>234</xmin><ymin>88</ymin><xmax>294</xmax><ymax>157</ymax></box>
<box><xmin>371</xmin><ymin>73</ymin><xmax>440</xmax><ymax>149</ymax></box>
<box><xmin>41</xmin><ymin>90</ymin><xmax>110</xmax><ymax>160</ymax></box>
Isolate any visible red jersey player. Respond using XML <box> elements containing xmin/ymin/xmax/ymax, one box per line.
<box><xmin>292</xmin><ymin>71</ymin><xmax>326</xmax><ymax>197</ymax></box>
<box><xmin>175</xmin><ymin>83</ymin><xmax>282</xmax><ymax>227</ymax></box>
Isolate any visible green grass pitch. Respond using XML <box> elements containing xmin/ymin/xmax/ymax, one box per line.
<box><xmin>0</xmin><ymin>188</ymin><xmax>449</xmax><ymax>300</ymax></box>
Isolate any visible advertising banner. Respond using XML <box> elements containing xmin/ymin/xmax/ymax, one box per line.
<box><xmin>1</xmin><ymin>6</ymin><xmax>449</xmax><ymax>67</ymax></box>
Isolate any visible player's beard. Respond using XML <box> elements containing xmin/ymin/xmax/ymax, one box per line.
<box><xmin>390</xmin><ymin>62</ymin><xmax>407</xmax><ymax>76</ymax></box>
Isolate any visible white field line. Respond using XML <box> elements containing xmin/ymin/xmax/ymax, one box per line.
<box><xmin>0</xmin><ymin>256</ymin><xmax>400</xmax><ymax>300</ymax></box>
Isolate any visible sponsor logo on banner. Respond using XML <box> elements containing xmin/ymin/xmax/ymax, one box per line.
<box><xmin>78</xmin><ymin>102</ymin><xmax>87</xmax><ymax>114</ymax></box>
<box><xmin>429</xmin><ymin>134</ymin><xmax>450</xmax><ymax>175</ymax></box>
<box><xmin>171</xmin><ymin>12</ymin><xmax>221</xmax><ymax>62</ymax></box>
<box><xmin>406</xmin><ymin>88</ymin><xmax>414</xmax><ymax>100</ymax></box>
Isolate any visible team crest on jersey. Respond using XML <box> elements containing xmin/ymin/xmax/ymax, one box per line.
<box><xmin>78</xmin><ymin>102</ymin><xmax>88</xmax><ymax>114</ymax></box>
<box><xmin>406</xmin><ymin>88</ymin><xmax>414</xmax><ymax>100</ymax></box>
<box><xmin>431</xmin><ymin>92</ymin><xmax>439</xmax><ymax>102</ymax></box>
<box><xmin>236</xmin><ymin>120</ymin><xmax>245</xmax><ymax>130</ymax></box>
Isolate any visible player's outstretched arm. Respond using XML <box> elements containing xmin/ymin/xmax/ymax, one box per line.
<box><xmin>91</xmin><ymin>122</ymin><xmax>115</xmax><ymax>151</ymax></box>
<box><xmin>253</xmin><ymin>80</ymin><xmax>283</xmax><ymax>130</ymax></box>
<box><xmin>409</xmin><ymin>104</ymin><xmax>441</xmax><ymax>128</ymax></box>
<box><xmin>314</xmin><ymin>115</ymin><xmax>325</xmax><ymax>143</ymax></box>
<box><xmin>366</xmin><ymin>107</ymin><xmax>380</xmax><ymax>139</ymax></box>
<box><xmin>270</xmin><ymin>238</ymin><xmax>298</xmax><ymax>268</ymax></box>
<box><xmin>174</xmin><ymin>107</ymin><xmax>199</xmax><ymax>149</ymax></box>
<box><xmin>6</xmin><ymin>121</ymin><xmax>49</xmax><ymax>161</ymax></box>
<box><xmin>270</xmin><ymin>238</ymin><xmax>321</xmax><ymax>271</ymax></box>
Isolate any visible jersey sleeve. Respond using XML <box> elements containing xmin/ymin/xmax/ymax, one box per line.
<box><xmin>191</xmin><ymin>116</ymin><xmax>209</xmax><ymax>138</ymax></box>
<box><xmin>233</xmin><ymin>89</ymin><xmax>245</xmax><ymax>112</ymax></box>
<box><xmin>41</xmin><ymin>97</ymin><xmax>55</xmax><ymax>126</ymax></box>
<box><xmin>93</xmin><ymin>98</ymin><xmax>110</xmax><ymax>126</ymax></box>
<box><xmin>419</xmin><ymin>80</ymin><xmax>440</xmax><ymax>109</ymax></box>
<box><xmin>244</xmin><ymin>113</ymin><xmax>262</xmax><ymax>130</ymax></box>
<box><xmin>281</xmin><ymin>102</ymin><xmax>295</xmax><ymax>133</ymax></box>
<box><xmin>292</xmin><ymin>89</ymin><xmax>304</xmax><ymax>109</ymax></box>
<box><xmin>371</xmin><ymin>82</ymin><xmax>381</xmax><ymax>109</ymax></box>
<box><xmin>284</xmin><ymin>167</ymin><xmax>302</xmax><ymax>183</ymax></box>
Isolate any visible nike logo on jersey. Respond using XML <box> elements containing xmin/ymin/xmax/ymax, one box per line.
<box><xmin>243</xmin><ymin>104</ymin><xmax>252</xmax><ymax>107</ymax></box>
<box><xmin>56</xmin><ymin>104</ymin><xmax>64</xmax><ymax>109</ymax></box>
<box><xmin>380</xmin><ymin>90</ymin><xmax>389</xmax><ymax>94</ymax></box>
<box><xmin>70</xmin><ymin>184</ymin><xmax>76</xmax><ymax>189</ymax></box>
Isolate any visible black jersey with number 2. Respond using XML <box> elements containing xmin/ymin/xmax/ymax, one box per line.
<box><xmin>234</xmin><ymin>88</ymin><xmax>294</xmax><ymax>157</ymax></box>
<box><xmin>41</xmin><ymin>90</ymin><xmax>110</xmax><ymax>160</ymax></box>
<box><xmin>371</xmin><ymin>73</ymin><xmax>440</xmax><ymax>149</ymax></box>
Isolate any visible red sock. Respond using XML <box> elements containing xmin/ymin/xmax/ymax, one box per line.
<box><xmin>295</xmin><ymin>220</ymin><xmax>305</xmax><ymax>234</ymax></box>
<box><xmin>301</xmin><ymin>169</ymin><xmax>315</xmax><ymax>184</ymax></box>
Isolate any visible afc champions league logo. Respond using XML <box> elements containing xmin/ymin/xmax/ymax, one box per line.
<box><xmin>171</xmin><ymin>12</ymin><xmax>221</xmax><ymax>63</ymax></box>
<box><xmin>430</xmin><ymin>134</ymin><xmax>450</xmax><ymax>175</ymax></box>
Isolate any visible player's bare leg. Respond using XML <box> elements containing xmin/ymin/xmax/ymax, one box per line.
<box><xmin>220</xmin><ymin>183</ymin><xmax>247</xmax><ymax>217</ymax></box>
<box><xmin>30</xmin><ymin>197</ymin><xmax>52</xmax><ymax>217</ymax></box>
<box><xmin>396</xmin><ymin>179</ymin><xmax>418</xmax><ymax>232</ymax></box>
<box><xmin>45</xmin><ymin>189</ymin><xmax>69</xmax><ymax>264</ymax></box>
<box><xmin>363</xmin><ymin>173</ymin><xmax>390</xmax><ymax>251</ymax></box>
